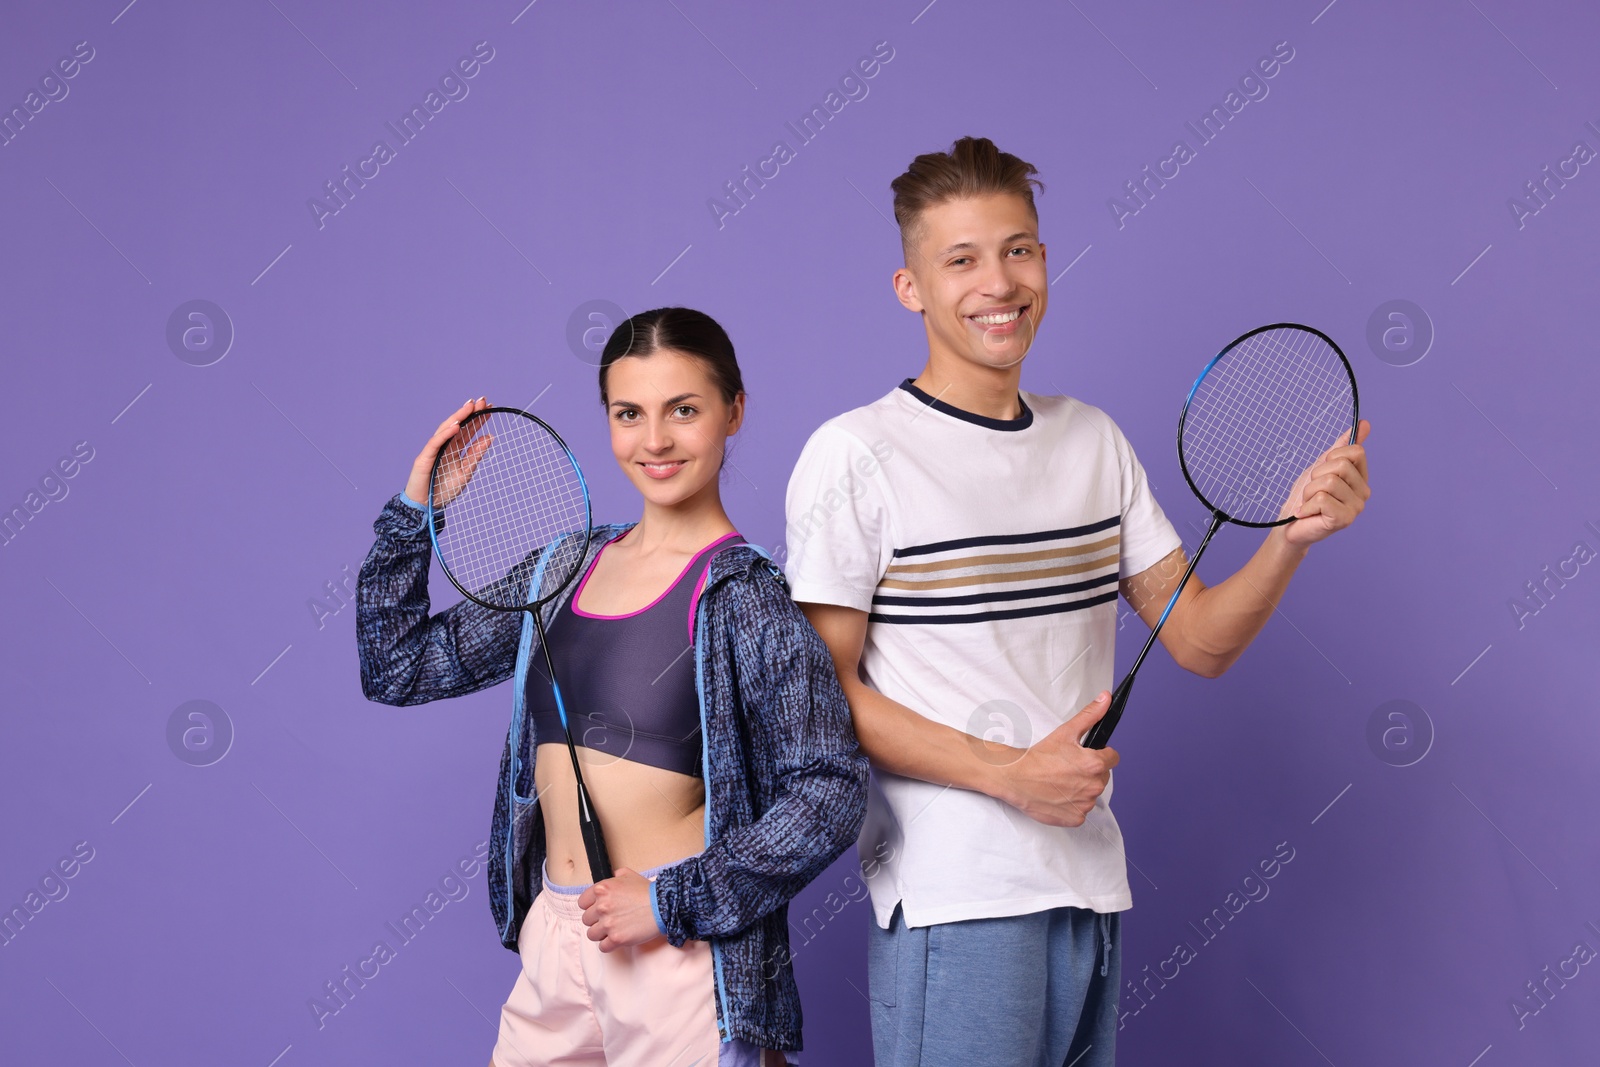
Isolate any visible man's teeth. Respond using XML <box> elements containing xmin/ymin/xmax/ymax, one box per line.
<box><xmin>972</xmin><ymin>309</ymin><xmax>1022</xmax><ymax>325</ymax></box>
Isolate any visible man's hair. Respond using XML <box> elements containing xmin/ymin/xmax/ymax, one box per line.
<box><xmin>890</xmin><ymin>136</ymin><xmax>1044</xmax><ymax>260</ymax></box>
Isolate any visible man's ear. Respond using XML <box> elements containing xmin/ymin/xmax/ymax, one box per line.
<box><xmin>892</xmin><ymin>266</ymin><xmax>924</xmax><ymax>313</ymax></box>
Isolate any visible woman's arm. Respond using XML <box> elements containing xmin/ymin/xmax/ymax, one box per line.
<box><xmin>650</xmin><ymin>569</ymin><xmax>871</xmax><ymax>943</ymax></box>
<box><xmin>355</xmin><ymin>492</ymin><xmax>528</xmax><ymax>705</ymax></box>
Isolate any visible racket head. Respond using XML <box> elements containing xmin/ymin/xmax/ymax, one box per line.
<box><xmin>1177</xmin><ymin>323</ymin><xmax>1359</xmax><ymax>529</ymax></box>
<box><xmin>425</xmin><ymin>407</ymin><xmax>594</xmax><ymax>611</ymax></box>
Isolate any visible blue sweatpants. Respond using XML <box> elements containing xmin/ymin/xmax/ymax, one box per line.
<box><xmin>866</xmin><ymin>902</ymin><xmax>1121</xmax><ymax>1067</ymax></box>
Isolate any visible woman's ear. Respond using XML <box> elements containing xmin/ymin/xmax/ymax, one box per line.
<box><xmin>725</xmin><ymin>391</ymin><xmax>746</xmax><ymax>436</ymax></box>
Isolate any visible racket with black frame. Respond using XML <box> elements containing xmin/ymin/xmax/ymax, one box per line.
<box><xmin>425</xmin><ymin>405</ymin><xmax>613</xmax><ymax>881</ymax></box>
<box><xmin>1081</xmin><ymin>323</ymin><xmax>1360</xmax><ymax>750</ymax></box>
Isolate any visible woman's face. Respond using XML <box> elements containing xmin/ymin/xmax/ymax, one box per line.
<box><xmin>604</xmin><ymin>349</ymin><xmax>743</xmax><ymax>510</ymax></box>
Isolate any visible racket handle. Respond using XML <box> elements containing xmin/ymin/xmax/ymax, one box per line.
<box><xmin>577</xmin><ymin>781</ymin><xmax>613</xmax><ymax>882</ymax></box>
<box><xmin>1082</xmin><ymin>673</ymin><xmax>1135</xmax><ymax>750</ymax></box>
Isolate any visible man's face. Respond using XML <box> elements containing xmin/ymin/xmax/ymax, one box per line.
<box><xmin>896</xmin><ymin>193</ymin><xmax>1048</xmax><ymax>372</ymax></box>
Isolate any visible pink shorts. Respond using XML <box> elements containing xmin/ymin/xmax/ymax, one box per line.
<box><xmin>490</xmin><ymin>863</ymin><xmax>795</xmax><ymax>1067</ymax></box>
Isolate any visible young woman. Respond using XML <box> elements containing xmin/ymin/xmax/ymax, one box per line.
<box><xmin>355</xmin><ymin>307</ymin><xmax>868</xmax><ymax>1066</ymax></box>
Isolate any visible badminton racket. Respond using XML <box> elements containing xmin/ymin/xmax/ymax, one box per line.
<box><xmin>426</xmin><ymin>406</ymin><xmax>613</xmax><ymax>881</ymax></box>
<box><xmin>1081</xmin><ymin>323</ymin><xmax>1360</xmax><ymax>750</ymax></box>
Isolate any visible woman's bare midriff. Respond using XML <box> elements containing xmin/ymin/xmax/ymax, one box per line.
<box><xmin>536</xmin><ymin>742</ymin><xmax>707</xmax><ymax>886</ymax></box>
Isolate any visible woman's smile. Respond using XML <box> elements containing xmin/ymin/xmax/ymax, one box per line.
<box><xmin>638</xmin><ymin>458</ymin><xmax>688</xmax><ymax>479</ymax></box>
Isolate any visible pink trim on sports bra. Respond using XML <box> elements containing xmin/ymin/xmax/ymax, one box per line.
<box><xmin>687</xmin><ymin>544</ymin><xmax>722</xmax><ymax>643</ymax></box>
<box><xmin>571</xmin><ymin>529</ymin><xmax>742</xmax><ymax>621</ymax></box>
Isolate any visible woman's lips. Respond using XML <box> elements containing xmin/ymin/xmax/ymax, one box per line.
<box><xmin>638</xmin><ymin>459</ymin><xmax>687</xmax><ymax>480</ymax></box>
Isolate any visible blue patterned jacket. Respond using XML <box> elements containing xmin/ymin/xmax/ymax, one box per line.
<box><xmin>355</xmin><ymin>493</ymin><xmax>868</xmax><ymax>1051</ymax></box>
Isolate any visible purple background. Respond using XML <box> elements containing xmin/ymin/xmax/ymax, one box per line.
<box><xmin>3</xmin><ymin>1</ymin><xmax>1596</xmax><ymax>1064</ymax></box>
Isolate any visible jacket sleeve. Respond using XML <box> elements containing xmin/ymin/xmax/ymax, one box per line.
<box><xmin>355</xmin><ymin>492</ymin><xmax>531</xmax><ymax>705</ymax></box>
<box><xmin>650</xmin><ymin>568</ymin><xmax>870</xmax><ymax>942</ymax></box>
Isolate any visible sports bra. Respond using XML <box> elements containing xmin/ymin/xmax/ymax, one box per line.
<box><xmin>525</xmin><ymin>529</ymin><xmax>744</xmax><ymax>778</ymax></box>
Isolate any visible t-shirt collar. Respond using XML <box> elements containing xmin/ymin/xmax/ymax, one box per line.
<box><xmin>898</xmin><ymin>377</ymin><xmax>1034</xmax><ymax>431</ymax></box>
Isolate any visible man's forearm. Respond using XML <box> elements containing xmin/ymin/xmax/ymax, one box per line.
<box><xmin>841</xmin><ymin>677</ymin><xmax>1009</xmax><ymax>799</ymax></box>
<box><xmin>1180</xmin><ymin>525</ymin><xmax>1311</xmax><ymax>676</ymax></box>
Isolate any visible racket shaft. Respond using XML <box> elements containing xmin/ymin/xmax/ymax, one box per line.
<box><xmin>1083</xmin><ymin>671</ymin><xmax>1136</xmax><ymax>751</ymax></box>
<box><xmin>1082</xmin><ymin>513</ymin><xmax>1222</xmax><ymax>749</ymax></box>
<box><xmin>535</xmin><ymin>614</ymin><xmax>615</xmax><ymax>883</ymax></box>
<box><xmin>577</xmin><ymin>782</ymin><xmax>613</xmax><ymax>881</ymax></box>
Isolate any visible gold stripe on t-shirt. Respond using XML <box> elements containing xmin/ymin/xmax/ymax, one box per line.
<box><xmin>878</xmin><ymin>549</ymin><xmax>1120</xmax><ymax>591</ymax></box>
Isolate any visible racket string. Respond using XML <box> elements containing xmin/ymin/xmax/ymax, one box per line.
<box><xmin>1181</xmin><ymin>326</ymin><xmax>1355</xmax><ymax>525</ymax></box>
<box><xmin>432</xmin><ymin>411</ymin><xmax>591</xmax><ymax>606</ymax></box>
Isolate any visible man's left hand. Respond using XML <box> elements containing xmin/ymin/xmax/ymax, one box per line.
<box><xmin>1279</xmin><ymin>420</ymin><xmax>1372</xmax><ymax>547</ymax></box>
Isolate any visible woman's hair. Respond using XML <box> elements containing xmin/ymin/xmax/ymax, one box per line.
<box><xmin>889</xmin><ymin>136</ymin><xmax>1045</xmax><ymax>257</ymax></box>
<box><xmin>597</xmin><ymin>307</ymin><xmax>744</xmax><ymax>408</ymax></box>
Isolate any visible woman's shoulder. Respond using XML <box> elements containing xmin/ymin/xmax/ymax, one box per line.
<box><xmin>703</xmin><ymin>543</ymin><xmax>809</xmax><ymax>628</ymax></box>
<box><xmin>707</xmin><ymin>540</ymin><xmax>784</xmax><ymax>586</ymax></box>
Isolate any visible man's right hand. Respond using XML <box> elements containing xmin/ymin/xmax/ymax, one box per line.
<box><xmin>799</xmin><ymin>602</ymin><xmax>1123</xmax><ymax>829</ymax></box>
<box><xmin>992</xmin><ymin>691</ymin><xmax>1119</xmax><ymax>828</ymax></box>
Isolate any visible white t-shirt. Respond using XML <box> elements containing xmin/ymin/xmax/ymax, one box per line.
<box><xmin>783</xmin><ymin>378</ymin><xmax>1182</xmax><ymax>929</ymax></box>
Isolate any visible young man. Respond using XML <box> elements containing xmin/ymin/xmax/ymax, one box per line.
<box><xmin>782</xmin><ymin>137</ymin><xmax>1371</xmax><ymax>1067</ymax></box>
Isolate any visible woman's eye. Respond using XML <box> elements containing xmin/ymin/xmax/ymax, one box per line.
<box><xmin>674</xmin><ymin>405</ymin><xmax>697</xmax><ymax>419</ymax></box>
<box><xmin>615</xmin><ymin>409</ymin><xmax>638</xmax><ymax>422</ymax></box>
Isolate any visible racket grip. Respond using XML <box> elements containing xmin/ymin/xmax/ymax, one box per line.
<box><xmin>577</xmin><ymin>783</ymin><xmax>613</xmax><ymax>882</ymax></box>
<box><xmin>1083</xmin><ymin>674</ymin><xmax>1134</xmax><ymax>750</ymax></box>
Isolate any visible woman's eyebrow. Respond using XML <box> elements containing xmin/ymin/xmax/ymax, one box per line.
<box><xmin>609</xmin><ymin>392</ymin><xmax>703</xmax><ymax>409</ymax></box>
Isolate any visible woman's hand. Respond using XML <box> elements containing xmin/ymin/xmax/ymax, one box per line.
<box><xmin>404</xmin><ymin>397</ymin><xmax>492</xmax><ymax>508</ymax></box>
<box><xmin>578</xmin><ymin>868</ymin><xmax>663</xmax><ymax>952</ymax></box>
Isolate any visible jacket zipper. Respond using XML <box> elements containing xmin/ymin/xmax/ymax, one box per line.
<box><xmin>693</xmin><ymin>545</ymin><xmax>778</xmax><ymax>1042</ymax></box>
<box><xmin>694</xmin><ymin>562</ymin><xmax>734</xmax><ymax>1040</ymax></box>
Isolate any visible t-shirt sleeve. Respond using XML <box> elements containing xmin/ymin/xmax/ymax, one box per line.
<box><xmin>782</xmin><ymin>423</ymin><xmax>895</xmax><ymax>612</ymax></box>
<box><xmin>1105</xmin><ymin>414</ymin><xmax>1184</xmax><ymax>580</ymax></box>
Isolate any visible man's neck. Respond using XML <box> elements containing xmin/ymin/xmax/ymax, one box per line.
<box><xmin>911</xmin><ymin>353</ymin><xmax>1025</xmax><ymax>421</ymax></box>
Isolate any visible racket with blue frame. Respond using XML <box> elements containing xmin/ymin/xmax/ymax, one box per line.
<box><xmin>1081</xmin><ymin>323</ymin><xmax>1360</xmax><ymax>750</ymax></box>
<box><xmin>425</xmin><ymin>406</ymin><xmax>613</xmax><ymax>881</ymax></box>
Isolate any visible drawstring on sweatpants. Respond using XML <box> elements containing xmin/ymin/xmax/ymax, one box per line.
<box><xmin>1097</xmin><ymin>912</ymin><xmax>1113</xmax><ymax>977</ymax></box>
